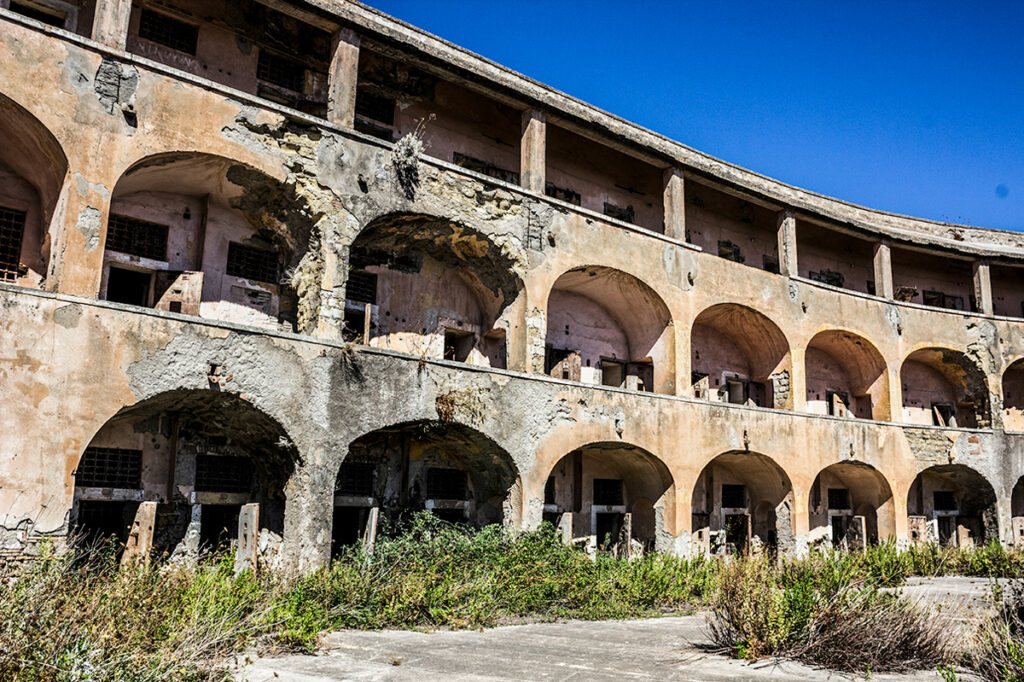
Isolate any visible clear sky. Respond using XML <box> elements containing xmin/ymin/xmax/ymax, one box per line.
<box><xmin>367</xmin><ymin>1</ymin><xmax>1024</xmax><ymax>232</ymax></box>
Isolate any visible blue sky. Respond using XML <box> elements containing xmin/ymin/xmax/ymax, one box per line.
<box><xmin>368</xmin><ymin>1</ymin><xmax>1024</xmax><ymax>232</ymax></box>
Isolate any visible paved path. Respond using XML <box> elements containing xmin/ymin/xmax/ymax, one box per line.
<box><xmin>238</xmin><ymin>615</ymin><xmax>952</xmax><ymax>681</ymax></box>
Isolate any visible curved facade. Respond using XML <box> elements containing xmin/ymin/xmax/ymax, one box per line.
<box><xmin>1</xmin><ymin>1</ymin><xmax>1023</xmax><ymax>568</ymax></box>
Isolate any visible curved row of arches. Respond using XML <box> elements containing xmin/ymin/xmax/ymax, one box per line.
<box><xmin>70</xmin><ymin>389</ymin><xmax>1017</xmax><ymax>564</ymax></box>
<box><xmin>5</xmin><ymin>91</ymin><xmax>1024</xmax><ymax>431</ymax></box>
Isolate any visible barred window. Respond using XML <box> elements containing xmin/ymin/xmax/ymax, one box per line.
<box><xmin>346</xmin><ymin>269</ymin><xmax>377</xmax><ymax>304</ymax></box>
<box><xmin>603</xmin><ymin>202</ymin><xmax>634</xmax><ymax>225</ymax></box>
<box><xmin>545</xmin><ymin>182</ymin><xmax>581</xmax><ymax>206</ymax></box>
<box><xmin>257</xmin><ymin>50</ymin><xmax>306</xmax><ymax>93</ymax></box>
<box><xmin>10</xmin><ymin>1</ymin><xmax>65</xmax><ymax>27</ymax></box>
<box><xmin>452</xmin><ymin>152</ymin><xmax>519</xmax><ymax>185</ymax></box>
<box><xmin>721</xmin><ymin>484</ymin><xmax>746</xmax><ymax>508</ymax></box>
<box><xmin>336</xmin><ymin>462</ymin><xmax>375</xmax><ymax>496</ymax></box>
<box><xmin>827</xmin><ymin>488</ymin><xmax>851</xmax><ymax>510</ymax></box>
<box><xmin>106</xmin><ymin>214</ymin><xmax>168</xmax><ymax>261</ymax></box>
<box><xmin>426</xmin><ymin>467</ymin><xmax>467</xmax><ymax>500</ymax></box>
<box><xmin>0</xmin><ymin>206</ymin><xmax>27</xmax><ymax>281</ymax></box>
<box><xmin>593</xmin><ymin>478</ymin><xmax>623</xmax><ymax>506</ymax></box>
<box><xmin>76</xmin><ymin>447</ymin><xmax>142</xmax><ymax>489</ymax></box>
<box><xmin>355</xmin><ymin>90</ymin><xmax>394</xmax><ymax>126</ymax></box>
<box><xmin>933</xmin><ymin>490</ymin><xmax>957</xmax><ymax>511</ymax></box>
<box><xmin>194</xmin><ymin>455</ymin><xmax>253</xmax><ymax>493</ymax></box>
<box><xmin>226</xmin><ymin>242</ymin><xmax>278</xmax><ymax>284</ymax></box>
<box><xmin>138</xmin><ymin>9</ymin><xmax>199</xmax><ymax>55</ymax></box>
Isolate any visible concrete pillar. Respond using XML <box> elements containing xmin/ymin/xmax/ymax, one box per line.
<box><xmin>91</xmin><ymin>0</ymin><xmax>132</xmax><ymax>49</ymax></box>
<box><xmin>362</xmin><ymin>506</ymin><xmax>379</xmax><ymax>550</ymax></box>
<box><xmin>973</xmin><ymin>260</ymin><xmax>993</xmax><ymax>315</ymax></box>
<box><xmin>520</xmin><ymin>108</ymin><xmax>546</xmax><ymax>194</ymax></box>
<box><xmin>327</xmin><ymin>27</ymin><xmax>360</xmax><ymax>129</ymax></box>
<box><xmin>556</xmin><ymin>512</ymin><xmax>573</xmax><ymax>545</ymax></box>
<box><xmin>662</xmin><ymin>168</ymin><xmax>686</xmax><ymax>241</ymax></box>
<box><xmin>776</xmin><ymin>209</ymin><xmax>797</xmax><ymax>277</ymax></box>
<box><xmin>121</xmin><ymin>501</ymin><xmax>157</xmax><ymax>566</ymax></box>
<box><xmin>872</xmin><ymin>240</ymin><xmax>894</xmax><ymax>299</ymax></box>
<box><xmin>51</xmin><ymin>183</ymin><xmax>109</xmax><ymax>297</ymax></box>
<box><xmin>674</xmin><ymin>319</ymin><xmax>691</xmax><ymax>397</ymax></box>
<box><xmin>235</xmin><ymin>502</ymin><xmax>259</xmax><ymax>573</ymax></box>
<box><xmin>788</xmin><ymin>348</ymin><xmax>806</xmax><ymax>412</ymax></box>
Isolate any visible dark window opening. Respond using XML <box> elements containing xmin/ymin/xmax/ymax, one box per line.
<box><xmin>336</xmin><ymin>462</ymin><xmax>375</xmax><ymax>497</ymax></box>
<box><xmin>603</xmin><ymin>202</ymin><xmax>634</xmax><ymax>224</ymax></box>
<box><xmin>426</xmin><ymin>468</ymin><xmax>467</xmax><ymax>500</ymax></box>
<box><xmin>721</xmin><ymin>484</ymin><xmax>746</xmax><ymax>509</ymax></box>
<box><xmin>593</xmin><ymin>478</ymin><xmax>623</xmax><ymax>506</ymax></box>
<box><xmin>827</xmin><ymin>390</ymin><xmax>850</xmax><ymax>417</ymax></box>
<box><xmin>106</xmin><ymin>214</ymin><xmax>168</xmax><ymax>260</ymax></box>
<box><xmin>74</xmin><ymin>500</ymin><xmax>138</xmax><ymax>548</ymax></box>
<box><xmin>724</xmin><ymin>513</ymin><xmax>748</xmax><ymax>550</ymax></box>
<box><xmin>762</xmin><ymin>255</ymin><xmax>780</xmax><ymax>274</ymax></box>
<box><xmin>443</xmin><ymin>329</ymin><xmax>474</xmax><ymax>362</ymax></box>
<box><xmin>809</xmin><ymin>269</ymin><xmax>845</xmax><ymax>288</ymax></box>
<box><xmin>595</xmin><ymin>512</ymin><xmax>624</xmax><ymax>551</ymax></box>
<box><xmin>431</xmin><ymin>508</ymin><xmax>467</xmax><ymax>523</ymax></box>
<box><xmin>827</xmin><ymin>488</ymin><xmax>851</xmax><ymax>510</ymax></box>
<box><xmin>0</xmin><ymin>205</ymin><xmax>27</xmax><ymax>281</ymax></box>
<box><xmin>194</xmin><ymin>455</ymin><xmax>253</xmax><ymax>494</ymax></box>
<box><xmin>257</xmin><ymin>49</ymin><xmax>307</xmax><ymax>93</ymax></box>
<box><xmin>544</xmin><ymin>476</ymin><xmax>556</xmax><ymax>505</ymax></box>
<box><xmin>354</xmin><ymin>89</ymin><xmax>394</xmax><ymax>126</ymax></box>
<box><xmin>76</xmin><ymin>447</ymin><xmax>142</xmax><ymax>489</ymax></box>
<box><xmin>105</xmin><ymin>267</ymin><xmax>152</xmax><ymax>307</ymax></box>
<box><xmin>831</xmin><ymin>514</ymin><xmax>850</xmax><ymax>545</ymax></box>
<box><xmin>353</xmin><ymin>118</ymin><xmax>394</xmax><ymax>142</ymax></box>
<box><xmin>932</xmin><ymin>402</ymin><xmax>956</xmax><ymax>427</ymax></box>
<box><xmin>10</xmin><ymin>1</ymin><xmax>65</xmax><ymax>27</ymax></box>
<box><xmin>718</xmin><ymin>240</ymin><xmax>744</xmax><ymax>263</ymax></box>
<box><xmin>937</xmin><ymin>515</ymin><xmax>956</xmax><ymax>545</ymax></box>
<box><xmin>346</xmin><ymin>269</ymin><xmax>377</xmax><ymax>304</ymax></box>
<box><xmin>452</xmin><ymin>152</ymin><xmax>519</xmax><ymax>185</ymax></box>
<box><xmin>226</xmin><ymin>242</ymin><xmax>278</xmax><ymax>285</ymax></box>
<box><xmin>545</xmin><ymin>182</ymin><xmax>581</xmax><ymax>206</ymax></box>
<box><xmin>199</xmin><ymin>504</ymin><xmax>239</xmax><ymax>550</ymax></box>
<box><xmin>343</xmin><ymin>306</ymin><xmax>367</xmax><ymax>343</ymax></box>
<box><xmin>332</xmin><ymin>506</ymin><xmax>369</xmax><ymax>554</ymax></box>
<box><xmin>933</xmin><ymin>490</ymin><xmax>957</xmax><ymax>512</ymax></box>
<box><xmin>923</xmin><ymin>290</ymin><xmax>965</xmax><ymax>311</ymax></box>
<box><xmin>866</xmin><ymin>280</ymin><xmax>876</xmax><ymax>296</ymax></box>
<box><xmin>138</xmin><ymin>8</ymin><xmax>198</xmax><ymax>55</ymax></box>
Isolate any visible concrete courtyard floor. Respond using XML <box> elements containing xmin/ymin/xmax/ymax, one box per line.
<box><xmin>238</xmin><ymin>577</ymin><xmax>998</xmax><ymax>681</ymax></box>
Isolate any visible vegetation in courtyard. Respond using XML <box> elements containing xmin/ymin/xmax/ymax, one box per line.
<box><xmin>3</xmin><ymin>515</ymin><xmax>1024</xmax><ymax>681</ymax></box>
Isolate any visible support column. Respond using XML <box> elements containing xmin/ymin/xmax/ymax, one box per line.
<box><xmin>121</xmin><ymin>501</ymin><xmax>157</xmax><ymax>566</ymax></box>
<box><xmin>327</xmin><ymin>27</ymin><xmax>360</xmax><ymax>129</ymax></box>
<box><xmin>973</xmin><ymin>260</ymin><xmax>993</xmax><ymax>315</ymax></box>
<box><xmin>873</xmin><ymin>240</ymin><xmax>894</xmax><ymax>299</ymax></box>
<box><xmin>776</xmin><ymin>209</ymin><xmax>797</xmax><ymax>277</ymax></box>
<box><xmin>520</xmin><ymin>108</ymin><xmax>546</xmax><ymax>194</ymax></box>
<box><xmin>91</xmin><ymin>0</ymin><xmax>132</xmax><ymax>50</ymax></box>
<box><xmin>662</xmin><ymin>168</ymin><xmax>686</xmax><ymax>241</ymax></box>
<box><xmin>235</xmin><ymin>502</ymin><xmax>259</xmax><ymax>573</ymax></box>
<box><xmin>788</xmin><ymin>348</ymin><xmax>806</xmax><ymax>412</ymax></box>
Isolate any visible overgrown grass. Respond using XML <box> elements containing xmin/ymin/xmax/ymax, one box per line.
<box><xmin>4</xmin><ymin>517</ymin><xmax>1024</xmax><ymax>681</ymax></box>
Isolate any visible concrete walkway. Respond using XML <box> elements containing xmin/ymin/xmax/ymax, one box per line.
<box><xmin>238</xmin><ymin>615</ymin><xmax>954</xmax><ymax>681</ymax></box>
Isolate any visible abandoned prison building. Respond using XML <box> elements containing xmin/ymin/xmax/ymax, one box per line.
<box><xmin>5</xmin><ymin>0</ymin><xmax>1024</xmax><ymax>571</ymax></box>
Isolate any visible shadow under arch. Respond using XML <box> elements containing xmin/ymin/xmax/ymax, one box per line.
<box><xmin>805</xmin><ymin>329</ymin><xmax>889</xmax><ymax>420</ymax></box>
<box><xmin>107</xmin><ymin>152</ymin><xmax>329</xmax><ymax>332</ymax></box>
<box><xmin>691</xmin><ymin>303</ymin><xmax>791</xmax><ymax>408</ymax></box>
<box><xmin>900</xmin><ymin>347</ymin><xmax>991</xmax><ymax>428</ymax></box>
<box><xmin>907</xmin><ymin>464</ymin><xmax>998</xmax><ymax>545</ymax></box>
<box><xmin>331</xmin><ymin>419</ymin><xmax>521</xmax><ymax>555</ymax></box>
<box><xmin>544</xmin><ymin>265</ymin><xmax>673</xmax><ymax>394</ymax></box>
<box><xmin>71</xmin><ymin>389</ymin><xmax>301</xmax><ymax>561</ymax></box>
<box><xmin>540</xmin><ymin>441</ymin><xmax>675</xmax><ymax>554</ymax></box>
<box><xmin>0</xmin><ymin>92</ymin><xmax>69</xmax><ymax>286</ymax></box>
<box><xmin>344</xmin><ymin>212</ymin><xmax>525</xmax><ymax>368</ymax></box>
<box><xmin>691</xmin><ymin>451</ymin><xmax>794</xmax><ymax>553</ymax></box>
<box><xmin>808</xmin><ymin>460</ymin><xmax>895</xmax><ymax>548</ymax></box>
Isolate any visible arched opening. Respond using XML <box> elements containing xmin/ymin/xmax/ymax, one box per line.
<box><xmin>345</xmin><ymin>213</ymin><xmax>523</xmax><ymax>369</ymax></box>
<box><xmin>691</xmin><ymin>452</ymin><xmax>794</xmax><ymax>554</ymax></box>
<box><xmin>805</xmin><ymin>330</ymin><xmax>888</xmax><ymax>420</ymax></box>
<box><xmin>102</xmin><ymin>153</ymin><xmax>321</xmax><ymax>332</ymax></box>
<box><xmin>0</xmin><ymin>94</ymin><xmax>68</xmax><ymax>288</ymax></box>
<box><xmin>808</xmin><ymin>462</ymin><xmax>895</xmax><ymax>549</ymax></box>
<box><xmin>331</xmin><ymin>420</ymin><xmax>519</xmax><ymax>556</ymax></box>
<box><xmin>900</xmin><ymin>348</ymin><xmax>990</xmax><ymax>428</ymax></box>
<box><xmin>1012</xmin><ymin>478</ymin><xmax>1024</xmax><ymax>547</ymax></box>
<box><xmin>71</xmin><ymin>390</ymin><xmax>299</xmax><ymax>563</ymax></box>
<box><xmin>691</xmin><ymin>303</ymin><xmax>790</xmax><ymax>408</ymax></box>
<box><xmin>544</xmin><ymin>266</ymin><xmax>673</xmax><ymax>394</ymax></box>
<box><xmin>907</xmin><ymin>465</ymin><xmax>997</xmax><ymax>546</ymax></box>
<box><xmin>1003</xmin><ymin>359</ymin><xmax>1024</xmax><ymax>431</ymax></box>
<box><xmin>542</xmin><ymin>442</ymin><xmax>673</xmax><ymax>555</ymax></box>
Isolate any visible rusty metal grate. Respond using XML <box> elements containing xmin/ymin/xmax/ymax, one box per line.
<box><xmin>139</xmin><ymin>8</ymin><xmax>198</xmax><ymax>55</ymax></box>
<box><xmin>258</xmin><ymin>50</ymin><xmax>306</xmax><ymax>93</ymax></box>
<box><xmin>106</xmin><ymin>214</ymin><xmax>168</xmax><ymax>261</ymax></box>
<box><xmin>76</xmin><ymin>447</ymin><xmax>142</xmax><ymax>489</ymax></box>
<box><xmin>195</xmin><ymin>454</ymin><xmax>253</xmax><ymax>493</ymax></box>
<box><xmin>0</xmin><ymin>206</ymin><xmax>26</xmax><ymax>281</ymax></box>
<box><xmin>226</xmin><ymin>242</ymin><xmax>278</xmax><ymax>285</ymax></box>
<box><xmin>426</xmin><ymin>467</ymin><xmax>467</xmax><ymax>500</ymax></box>
<box><xmin>336</xmin><ymin>462</ymin><xmax>375</xmax><ymax>496</ymax></box>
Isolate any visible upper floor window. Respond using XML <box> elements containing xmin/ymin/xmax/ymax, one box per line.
<box><xmin>138</xmin><ymin>8</ymin><xmax>199</xmax><ymax>55</ymax></box>
<box><xmin>106</xmin><ymin>214</ymin><xmax>168</xmax><ymax>261</ymax></box>
<box><xmin>76</xmin><ymin>447</ymin><xmax>142</xmax><ymax>489</ymax></box>
<box><xmin>226</xmin><ymin>242</ymin><xmax>278</xmax><ymax>285</ymax></box>
<box><xmin>452</xmin><ymin>152</ymin><xmax>519</xmax><ymax>185</ymax></box>
<box><xmin>718</xmin><ymin>240</ymin><xmax>744</xmax><ymax>263</ymax></box>
<box><xmin>603</xmin><ymin>202</ymin><xmax>635</xmax><ymax>225</ymax></box>
<box><xmin>194</xmin><ymin>454</ymin><xmax>253</xmax><ymax>493</ymax></box>
<box><xmin>9</xmin><ymin>0</ymin><xmax>66</xmax><ymax>28</ymax></box>
<box><xmin>0</xmin><ymin>205</ymin><xmax>27</xmax><ymax>281</ymax></box>
<box><xmin>257</xmin><ymin>50</ymin><xmax>306</xmax><ymax>93</ymax></box>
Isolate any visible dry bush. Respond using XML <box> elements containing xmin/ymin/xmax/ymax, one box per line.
<box><xmin>969</xmin><ymin>580</ymin><xmax>1024</xmax><ymax>681</ymax></box>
